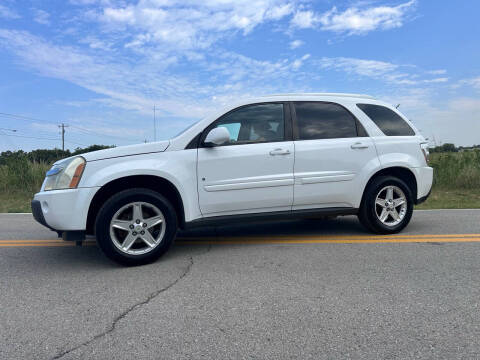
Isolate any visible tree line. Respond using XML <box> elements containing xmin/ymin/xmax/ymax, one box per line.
<box><xmin>429</xmin><ymin>143</ymin><xmax>480</xmax><ymax>153</ymax></box>
<box><xmin>0</xmin><ymin>145</ymin><xmax>114</xmax><ymax>165</ymax></box>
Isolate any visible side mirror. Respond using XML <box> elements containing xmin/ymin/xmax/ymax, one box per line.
<box><xmin>204</xmin><ymin>127</ymin><xmax>230</xmax><ymax>147</ymax></box>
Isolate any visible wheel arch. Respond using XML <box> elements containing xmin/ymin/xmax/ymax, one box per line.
<box><xmin>86</xmin><ymin>175</ymin><xmax>185</xmax><ymax>235</ymax></box>
<box><xmin>362</xmin><ymin>166</ymin><xmax>418</xmax><ymax>205</ymax></box>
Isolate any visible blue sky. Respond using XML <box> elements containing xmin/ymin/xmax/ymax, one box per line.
<box><xmin>0</xmin><ymin>0</ymin><xmax>479</xmax><ymax>151</ymax></box>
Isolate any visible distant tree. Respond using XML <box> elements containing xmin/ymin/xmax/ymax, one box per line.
<box><xmin>440</xmin><ymin>143</ymin><xmax>457</xmax><ymax>152</ymax></box>
<box><xmin>72</xmin><ymin>144</ymin><xmax>114</xmax><ymax>155</ymax></box>
<box><xmin>0</xmin><ymin>145</ymin><xmax>114</xmax><ymax>165</ymax></box>
<box><xmin>430</xmin><ymin>143</ymin><xmax>458</xmax><ymax>153</ymax></box>
<box><xmin>28</xmin><ymin>148</ymin><xmax>71</xmax><ymax>163</ymax></box>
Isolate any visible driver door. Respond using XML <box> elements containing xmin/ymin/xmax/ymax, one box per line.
<box><xmin>197</xmin><ymin>102</ymin><xmax>295</xmax><ymax>216</ymax></box>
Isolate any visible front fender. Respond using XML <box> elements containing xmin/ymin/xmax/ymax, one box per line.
<box><xmin>80</xmin><ymin>150</ymin><xmax>200</xmax><ymax>222</ymax></box>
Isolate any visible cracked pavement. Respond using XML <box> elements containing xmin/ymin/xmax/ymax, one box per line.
<box><xmin>1</xmin><ymin>211</ymin><xmax>480</xmax><ymax>359</ymax></box>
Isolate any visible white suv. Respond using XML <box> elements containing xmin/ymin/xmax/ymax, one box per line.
<box><xmin>32</xmin><ymin>93</ymin><xmax>433</xmax><ymax>265</ymax></box>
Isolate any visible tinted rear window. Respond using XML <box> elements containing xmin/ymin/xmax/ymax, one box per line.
<box><xmin>357</xmin><ymin>104</ymin><xmax>415</xmax><ymax>136</ymax></box>
<box><xmin>294</xmin><ymin>102</ymin><xmax>358</xmax><ymax>140</ymax></box>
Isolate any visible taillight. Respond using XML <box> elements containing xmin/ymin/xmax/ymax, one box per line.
<box><xmin>420</xmin><ymin>146</ymin><xmax>429</xmax><ymax>165</ymax></box>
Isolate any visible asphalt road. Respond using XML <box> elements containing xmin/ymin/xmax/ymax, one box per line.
<box><xmin>1</xmin><ymin>210</ymin><xmax>480</xmax><ymax>359</ymax></box>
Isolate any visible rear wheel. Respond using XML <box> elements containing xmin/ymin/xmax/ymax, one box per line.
<box><xmin>359</xmin><ymin>176</ymin><xmax>414</xmax><ymax>234</ymax></box>
<box><xmin>95</xmin><ymin>188</ymin><xmax>177</xmax><ymax>266</ymax></box>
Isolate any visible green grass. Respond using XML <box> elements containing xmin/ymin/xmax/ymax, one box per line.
<box><xmin>417</xmin><ymin>188</ymin><xmax>480</xmax><ymax>209</ymax></box>
<box><xmin>0</xmin><ymin>191</ymin><xmax>35</xmax><ymax>213</ymax></box>
<box><xmin>0</xmin><ymin>151</ymin><xmax>479</xmax><ymax>212</ymax></box>
<box><xmin>416</xmin><ymin>150</ymin><xmax>480</xmax><ymax>209</ymax></box>
<box><xmin>0</xmin><ymin>160</ymin><xmax>50</xmax><ymax>213</ymax></box>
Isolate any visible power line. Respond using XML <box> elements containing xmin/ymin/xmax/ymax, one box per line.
<box><xmin>0</xmin><ymin>133</ymin><xmax>60</xmax><ymax>141</ymax></box>
<box><xmin>65</xmin><ymin>140</ymin><xmax>89</xmax><ymax>147</ymax></box>
<box><xmin>0</xmin><ymin>111</ymin><xmax>145</xmax><ymax>143</ymax></box>
<box><xmin>68</xmin><ymin>125</ymin><xmax>131</xmax><ymax>142</ymax></box>
<box><xmin>0</xmin><ymin>130</ymin><xmax>18</xmax><ymax>150</ymax></box>
<box><xmin>0</xmin><ymin>112</ymin><xmax>57</xmax><ymax>125</ymax></box>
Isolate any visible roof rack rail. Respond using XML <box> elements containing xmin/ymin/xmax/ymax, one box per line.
<box><xmin>262</xmin><ymin>93</ymin><xmax>375</xmax><ymax>99</ymax></box>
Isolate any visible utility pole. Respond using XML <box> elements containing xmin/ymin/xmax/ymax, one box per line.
<box><xmin>153</xmin><ymin>105</ymin><xmax>157</xmax><ymax>142</ymax></box>
<box><xmin>58</xmin><ymin>123</ymin><xmax>69</xmax><ymax>151</ymax></box>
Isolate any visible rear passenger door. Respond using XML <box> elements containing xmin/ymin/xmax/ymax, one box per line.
<box><xmin>292</xmin><ymin>101</ymin><xmax>379</xmax><ymax>209</ymax></box>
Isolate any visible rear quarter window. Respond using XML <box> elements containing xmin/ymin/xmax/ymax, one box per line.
<box><xmin>357</xmin><ymin>104</ymin><xmax>415</xmax><ymax>136</ymax></box>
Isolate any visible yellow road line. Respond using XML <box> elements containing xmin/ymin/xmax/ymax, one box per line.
<box><xmin>0</xmin><ymin>241</ymin><xmax>96</xmax><ymax>247</ymax></box>
<box><xmin>0</xmin><ymin>234</ymin><xmax>480</xmax><ymax>247</ymax></box>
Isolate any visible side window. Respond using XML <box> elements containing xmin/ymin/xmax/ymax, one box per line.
<box><xmin>357</xmin><ymin>104</ymin><xmax>415</xmax><ymax>136</ymax></box>
<box><xmin>206</xmin><ymin>103</ymin><xmax>285</xmax><ymax>145</ymax></box>
<box><xmin>293</xmin><ymin>102</ymin><xmax>358</xmax><ymax>140</ymax></box>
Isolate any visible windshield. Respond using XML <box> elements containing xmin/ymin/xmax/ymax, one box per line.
<box><xmin>173</xmin><ymin>120</ymin><xmax>200</xmax><ymax>138</ymax></box>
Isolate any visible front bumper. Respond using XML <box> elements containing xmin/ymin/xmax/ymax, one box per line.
<box><xmin>32</xmin><ymin>187</ymin><xmax>100</xmax><ymax>231</ymax></box>
<box><xmin>31</xmin><ymin>199</ymin><xmax>56</xmax><ymax>231</ymax></box>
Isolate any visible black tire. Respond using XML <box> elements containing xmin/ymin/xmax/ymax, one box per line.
<box><xmin>358</xmin><ymin>176</ymin><xmax>414</xmax><ymax>234</ymax></box>
<box><xmin>95</xmin><ymin>188</ymin><xmax>177</xmax><ymax>266</ymax></box>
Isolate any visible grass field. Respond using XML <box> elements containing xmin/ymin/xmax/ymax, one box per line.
<box><xmin>0</xmin><ymin>151</ymin><xmax>479</xmax><ymax>213</ymax></box>
<box><xmin>0</xmin><ymin>160</ymin><xmax>49</xmax><ymax>213</ymax></box>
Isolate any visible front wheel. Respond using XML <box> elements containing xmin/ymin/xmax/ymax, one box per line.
<box><xmin>95</xmin><ymin>188</ymin><xmax>177</xmax><ymax>266</ymax></box>
<box><xmin>358</xmin><ymin>176</ymin><xmax>414</xmax><ymax>234</ymax></box>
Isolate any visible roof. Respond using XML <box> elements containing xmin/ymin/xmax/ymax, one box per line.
<box><xmin>260</xmin><ymin>93</ymin><xmax>375</xmax><ymax>100</ymax></box>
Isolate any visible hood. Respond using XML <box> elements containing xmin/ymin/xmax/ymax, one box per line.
<box><xmin>81</xmin><ymin>140</ymin><xmax>170</xmax><ymax>162</ymax></box>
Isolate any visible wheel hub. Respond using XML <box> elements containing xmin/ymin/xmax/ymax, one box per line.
<box><xmin>375</xmin><ymin>185</ymin><xmax>407</xmax><ymax>227</ymax></box>
<box><xmin>109</xmin><ymin>201</ymin><xmax>166</xmax><ymax>256</ymax></box>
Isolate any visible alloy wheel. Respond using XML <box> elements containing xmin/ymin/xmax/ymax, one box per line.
<box><xmin>109</xmin><ymin>202</ymin><xmax>166</xmax><ymax>255</ymax></box>
<box><xmin>374</xmin><ymin>185</ymin><xmax>407</xmax><ymax>227</ymax></box>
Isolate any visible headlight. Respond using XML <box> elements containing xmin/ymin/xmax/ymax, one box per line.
<box><xmin>44</xmin><ymin>156</ymin><xmax>86</xmax><ymax>191</ymax></box>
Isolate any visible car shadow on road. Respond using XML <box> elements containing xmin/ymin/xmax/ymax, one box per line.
<box><xmin>178</xmin><ymin>215</ymin><xmax>369</xmax><ymax>239</ymax></box>
<box><xmin>4</xmin><ymin>216</ymin><xmax>369</xmax><ymax>268</ymax></box>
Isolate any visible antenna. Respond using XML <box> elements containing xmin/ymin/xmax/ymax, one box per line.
<box><xmin>395</xmin><ymin>104</ymin><xmax>400</xmax><ymax>109</ymax></box>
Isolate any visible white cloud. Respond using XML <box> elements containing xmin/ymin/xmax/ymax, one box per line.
<box><xmin>427</xmin><ymin>69</ymin><xmax>447</xmax><ymax>75</ymax></box>
<box><xmin>33</xmin><ymin>9</ymin><xmax>50</xmax><ymax>25</ymax></box>
<box><xmin>289</xmin><ymin>39</ymin><xmax>304</xmax><ymax>49</ymax></box>
<box><xmin>291</xmin><ymin>0</ymin><xmax>416</xmax><ymax>35</ymax></box>
<box><xmin>0</xmin><ymin>4</ymin><xmax>20</xmax><ymax>19</ymax></box>
<box><xmin>101</xmin><ymin>0</ymin><xmax>296</xmax><ymax>51</ymax></box>
<box><xmin>291</xmin><ymin>10</ymin><xmax>317</xmax><ymax>28</ymax></box>
<box><xmin>422</xmin><ymin>77</ymin><xmax>448</xmax><ymax>83</ymax></box>
<box><xmin>317</xmin><ymin>56</ymin><xmax>447</xmax><ymax>86</ymax></box>
<box><xmin>318</xmin><ymin>57</ymin><xmax>399</xmax><ymax>78</ymax></box>
<box><xmin>0</xmin><ymin>29</ymin><xmax>314</xmax><ymax>124</ymax></box>
<box><xmin>292</xmin><ymin>54</ymin><xmax>310</xmax><ymax>69</ymax></box>
<box><xmin>320</xmin><ymin>0</ymin><xmax>416</xmax><ymax>34</ymax></box>
<box><xmin>457</xmin><ymin>76</ymin><xmax>480</xmax><ymax>90</ymax></box>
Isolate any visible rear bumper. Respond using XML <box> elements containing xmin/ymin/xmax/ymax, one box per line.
<box><xmin>415</xmin><ymin>188</ymin><xmax>431</xmax><ymax>205</ymax></box>
<box><xmin>413</xmin><ymin>166</ymin><xmax>433</xmax><ymax>202</ymax></box>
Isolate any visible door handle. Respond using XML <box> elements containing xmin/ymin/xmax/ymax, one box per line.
<box><xmin>269</xmin><ymin>148</ymin><xmax>291</xmax><ymax>156</ymax></box>
<box><xmin>351</xmin><ymin>142</ymin><xmax>369</xmax><ymax>149</ymax></box>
